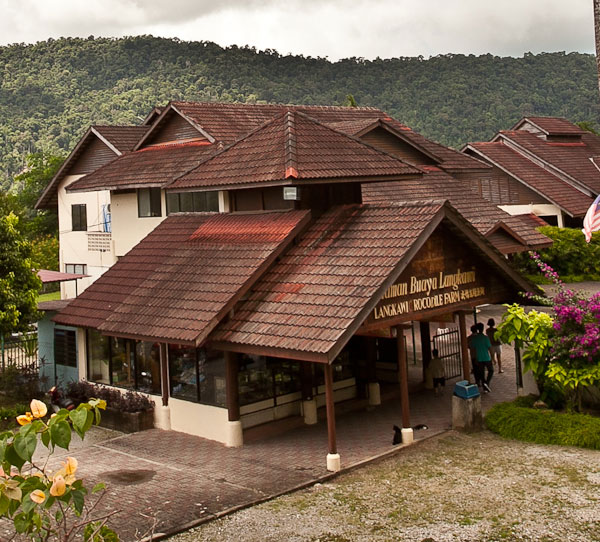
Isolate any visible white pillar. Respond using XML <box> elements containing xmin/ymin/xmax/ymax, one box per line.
<box><xmin>327</xmin><ymin>453</ymin><xmax>341</xmax><ymax>472</ymax></box>
<box><xmin>154</xmin><ymin>405</ymin><xmax>171</xmax><ymax>430</ymax></box>
<box><xmin>401</xmin><ymin>427</ymin><xmax>414</xmax><ymax>444</ymax></box>
<box><xmin>368</xmin><ymin>382</ymin><xmax>381</xmax><ymax>406</ymax></box>
<box><xmin>302</xmin><ymin>398</ymin><xmax>318</xmax><ymax>425</ymax></box>
<box><xmin>226</xmin><ymin>420</ymin><xmax>243</xmax><ymax>448</ymax></box>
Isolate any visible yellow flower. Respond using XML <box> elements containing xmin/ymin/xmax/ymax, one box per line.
<box><xmin>30</xmin><ymin>399</ymin><xmax>48</xmax><ymax>419</ymax></box>
<box><xmin>16</xmin><ymin>413</ymin><xmax>33</xmax><ymax>426</ymax></box>
<box><xmin>64</xmin><ymin>457</ymin><xmax>78</xmax><ymax>476</ymax></box>
<box><xmin>30</xmin><ymin>490</ymin><xmax>46</xmax><ymax>504</ymax></box>
<box><xmin>50</xmin><ymin>475</ymin><xmax>66</xmax><ymax>497</ymax></box>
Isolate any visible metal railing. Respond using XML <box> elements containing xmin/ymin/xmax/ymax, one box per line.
<box><xmin>1</xmin><ymin>332</ymin><xmax>39</xmax><ymax>373</ymax></box>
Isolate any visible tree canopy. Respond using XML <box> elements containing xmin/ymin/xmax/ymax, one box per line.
<box><xmin>0</xmin><ymin>212</ymin><xmax>41</xmax><ymax>335</ymax></box>
<box><xmin>0</xmin><ymin>36</ymin><xmax>599</xmax><ymax>188</ymax></box>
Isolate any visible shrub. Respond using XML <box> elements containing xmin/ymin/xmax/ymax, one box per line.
<box><xmin>0</xmin><ymin>363</ymin><xmax>46</xmax><ymax>401</ymax></box>
<box><xmin>511</xmin><ymin>226</ymin><xmax>600</xmax><ymax>281</ymax></box>
<box><xmin>66</xmin><ymin>381</ymin><xmax>154</xmax><ymax>412</ymax></box>
<box><xmin>485</xmin><ymin>400</ymin><xmax>600</xmax><ymax>450</ymax></box>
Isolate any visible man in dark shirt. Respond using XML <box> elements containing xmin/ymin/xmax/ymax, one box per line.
<box><xmin>471</xmin><ymin>322</ymin><xmax>493</xmax><ymax>392</ymax></box>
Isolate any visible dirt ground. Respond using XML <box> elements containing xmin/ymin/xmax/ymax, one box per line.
<box><xmin>170</xmin><ymin>431</ymin><xmax>600</xmax><ymax>542</ymax></box>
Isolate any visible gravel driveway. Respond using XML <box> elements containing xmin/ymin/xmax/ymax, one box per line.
<box><xmin>170</xmin><ymin>431</ymin><xmax>600</xmax><ymax>542</ymax></box>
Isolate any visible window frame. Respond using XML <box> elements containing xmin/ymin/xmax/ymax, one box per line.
<box><xmin>137</xmin><ymin>187</ymin><xmax>162</xmax><ymax>218</ymax></box>
<box><xmin>71</xmin><ymin>204</ymin><xmax>87</xmax><ymax>231</ymax></box>
<box><xmin>54</xmin><ymin>328</ymin><xmax>77</xmax><ymax>368</ymax></box>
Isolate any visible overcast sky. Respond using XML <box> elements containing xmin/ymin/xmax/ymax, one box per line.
<box><xmin>0</xmin><ymin>0</ymin><xmax>595</xmax><ymax>61</ymax></box>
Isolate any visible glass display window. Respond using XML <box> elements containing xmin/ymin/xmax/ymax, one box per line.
<box><xmin>136</xmin><ymin>341</ymin><xmax>161</xmax><ymax>395</ymax></box>
<box><xmin>238</xmin><ymin>354</ymin><xmax>274</xmax><ymax>406</ymax></box>
<box><xmin>111</xmin><ymin>337</ymin><xmax>135</xmax><ymax>389</ymax></box>
<box><xmin>87</xmin><ymin>330</ymin><xmax>110</xmax><ymax>384</ymax></box>
<box><xmin>169</xmin><ymin>344</ymin><xmax>199</xmax><ymax>402</ymax></box>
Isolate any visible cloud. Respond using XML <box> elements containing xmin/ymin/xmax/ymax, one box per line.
<box><xmin>0</xmin><ymin>0</ymin><xmax>594</xmax><ymax>59</ymax></box>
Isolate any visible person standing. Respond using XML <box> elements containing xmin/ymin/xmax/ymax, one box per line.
<box><xmin>486</xmin><ymin>318</ymin><xmax>503</xmax><ymax>373</ymax></box>
<box><xmin>429</xmin><ymin>348</ymin><xmax>446</xmax><ymax>397</ymax></box>
<box><xmin>471</xmin><ymin>322</ymin><xmax>493</xmax><ymax>392</ymax></box>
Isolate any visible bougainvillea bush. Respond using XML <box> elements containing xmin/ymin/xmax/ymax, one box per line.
<box><xmin>497</xmin><ymin>252</ymin><xmax>600</xmax><ymax>411</ymax></box>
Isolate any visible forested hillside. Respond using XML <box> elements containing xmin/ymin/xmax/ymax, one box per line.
<box><xmin>1</xmin><ymin>35</ymin><xmax>599</xmax><ymax>187</ymax></box>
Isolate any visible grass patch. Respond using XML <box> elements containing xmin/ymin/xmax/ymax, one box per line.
<box><xmin>485</xmin><ymin>400</ymin><xmax>600</xmax><ymax>450</ymax></box>
<box><xmin>38</xmin><ymin>291</ymin><xmax>61</xmax><ymax>302</ymax></box>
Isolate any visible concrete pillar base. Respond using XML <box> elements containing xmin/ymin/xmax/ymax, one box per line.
<box><xmin>367</xmin><ymin>382</ymin><xmax>381</xmax><ymax>406</ymax></box>
<box><xmin>452</xmin><ymin>395</ymin><xmax>483</xmax><ymax>432</ymax></box>
<box><xmin>154</xmin><ymin>405</ymin><xmax>171</xmax><ymax>430</ymax></box>
<box><xmin>401</xmin><ymin>427</ymin><xmax>414</xmax><ymax>444</ymax></box>
<box><xmin>517</xmin><ymin>387</ymin><xmax>526</xmax><ymax>397</ymax></box>
<box><xmin>226</xmin><ymin>420</ymin><xmax>243</xmax><ymax>448</ymax></box>
<box><xmin>303</xmin><ymin>399</ymin><xmax>318</xmax><ymax>425</ymax></box>
<box><xmin>327</xmin><ymin>453</ymin><xmax>341</xmax><ymax>472</ymax></box>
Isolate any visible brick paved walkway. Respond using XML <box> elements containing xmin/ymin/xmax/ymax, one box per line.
<box><xmin>0</xmin><ymin>302</ymin><xmax>545</xmax><ymax>542</ymax></box>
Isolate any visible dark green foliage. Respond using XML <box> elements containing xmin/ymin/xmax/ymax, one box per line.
<box><xmin>485</xmin><ymin>400</ymin><xmax>600</xmax><ymax>450</ymax></box>
<box><xmin>1</xmin><ymin>37</ymin><xmax>599</xmax><ymax>186</ymax></box>
<box><xmin>511</xmin><ymin>227</ymin><xmax>600</xmax><ymax>281</ymax></box>
<box><xmin>66</xmin><ymin>381</ymin><xmax>154</xmax><ymax>412</ymax></box>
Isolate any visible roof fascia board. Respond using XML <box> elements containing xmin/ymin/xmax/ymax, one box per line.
<box><xmin>463</xmin><ymin>144</ymin><xmax>577</xmax><ymax>216</ymax></box>
<box><xmin>496</xmin><ymin>135</ymin><xmax>595</xmax><ymax>197</ymax></box>
<box><xmin>206</xmin><ymin>340</ymin><xmax>329</xmax><ymax>363</ymax></box>
<box><xmin>484</xmin><ymin>220</ymin><xmax>528</xmax><ymax>246</ymax></box>
<box><xmin>361</xmin><ymin>120</ymin><xmax>442</xmax><ymax>163</ymax></box>
<box><xmin>133</xmin><ymin>104</ymin><xmax>215</xmax><ymax>151</ymax></box>
<box><xmin>67</xmin><ymin>182</ymin><xmax>164</xmax><ymax>193</ymax></box>
<box><xmin>90</xmin><ymin>127</ymin><xmax>122</xmax><ymax>157</ymax></box>
<box><xmin>511</xmin><ymin>117</ymin><xmax>549</xmax><ymax>135</ymax></box>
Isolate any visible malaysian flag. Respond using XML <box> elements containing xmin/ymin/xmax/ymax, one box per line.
<box><xmin>582</xmin><ymin>194</ymin><xmax>600</xmax><ymax>243</ymax></box>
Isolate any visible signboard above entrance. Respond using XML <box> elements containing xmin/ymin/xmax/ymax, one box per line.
<box><xmin>364</xmin><ymin>228</ymin><xmax>514</xmax><ymax>329</ymax></box>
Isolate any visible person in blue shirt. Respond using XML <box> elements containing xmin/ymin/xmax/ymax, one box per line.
<box><xmin>471</xmin><ymin>322</ymin><xmax>493</xmax><ymax>392</ymax></box>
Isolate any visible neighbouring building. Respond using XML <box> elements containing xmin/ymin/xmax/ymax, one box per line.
<box><xmin>36</xmin><ymin>102</ymin><xmax>550</xmax><ymax>471</ymax></box>
<box><xmin>462</xmin><ymin>116</ymin><xmax>599</xmax><ymax>227</ymax></box>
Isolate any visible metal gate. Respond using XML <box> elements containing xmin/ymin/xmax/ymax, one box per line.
<box><xmin>431</xmin><ymin>328</ymin><xmax>462</xmax><ymax>379</ymax></box>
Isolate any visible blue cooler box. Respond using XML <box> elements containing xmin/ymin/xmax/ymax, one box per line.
<box><xmin>453</xmin><ymin>380</ymin><xmax>480</xmax><ymax>399</ymax></box>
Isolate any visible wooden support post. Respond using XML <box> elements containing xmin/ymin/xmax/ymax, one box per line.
<box><xmin>225</xmin><ymin>351</ymin><xmax>240</xmax><ymax>422</ymax></box>
<box><xmin>458</xmin><ymin>312</ymin><xmax>471</xmax><ymax>383</ymax></box>
<box><xmin>366</xmin><ymin>337</ymin><xmax>377</xmax><ymax>383</ymax></box>
<box><xmin>419</xmin><ymin>321</ymin><xmax>431</xmax><ymax>381</ymax></box>
<box><xmin>160</xmin><ymin>343</ymin><xmax>169</xmax><ymax>407</ymax></box>
<box><xmin>324</xmin><ymin>363</ymin><xmax>340</xmax><ymax>471</ymax></box>
<box><xmin>397</xmin><ymin>327</ymin><xmax>410</xmax><ymax>429</ymax></box>
<box><xmin>324</xmin><ymin>364</ymin><xmax>337</xmax><ymax>455</ymax></box>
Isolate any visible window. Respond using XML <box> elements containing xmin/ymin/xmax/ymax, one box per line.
<box><xmin>54</xmin><ymin>328</ymin><xmax>77</xmax><ymax>367</ymax></box>
<box><xmin>166</xmin><ymin>191</ymin><xmax>219</xmax><ymax>214</ymax></box>
<box><xmin>65</xmin><ymin>264</ymin><xmax>87</xmax><ymax>275</ymax></box>
<box><xmin>86</xmin><ymin>332</ymin><xmax>161</xmax><ymax>394</ymax></box>
<box><xmin>137</xmin><ymin>187</ymin><xmax>162</xmax><ymax>217</ymax></box>
<box><xmin>168</xmin><ymin>346</ymin><xmax>226</xmax><ymax>406</ymax></box>
<box><xmin>71</xmin><ymin>204</ymin><xmax>87</xmax><ymax>231</ymax></box>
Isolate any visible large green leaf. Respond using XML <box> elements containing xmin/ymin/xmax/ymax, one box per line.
<box><xmin>50</xmin><ymin>420</ymin><xmax>71</xmax><ymax>450</ymax></box>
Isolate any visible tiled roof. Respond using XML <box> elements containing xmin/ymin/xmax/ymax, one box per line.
<box><xmin>515</xmin><ymin>117</ymin><xmax>585</xmax><ymax>136</ymax></box>
<box><xmin>467</xmin><ymin>141</ymin><xmax>594</xmax><ymax>216</ymax></box>
<box><xmin>497</xmin><ymin>130</ymin><xmax>600</xmax><ymax>193</ymax></box>
<box><xmin>38</xmin><ymin>270</ymin><xmax>88</xmax><ymax>283</ymax></box>
<box><xmin>169</xmin><ymin>112</ymin><xmax>420</xmax><ymax>191</ymax></box>
<box><xmin>502</xmin><ymin>214</ymin><xmax>550</xmax><ymax>246</ymax></box>
<box><xmin>53</xmin><ymin>211</ymin><xmax>310</xmax><ymax>343</ymax></box>
<box><xmin>361</xmin><ymin>167</ymin><xmax>551</xmax><ymax>251</ymax></box>
<box><xmin>171</xmin><ymin>102</ymin><xmax>387</xmax><ymax>144</ymax></box>
<box><xmin>67</xmin><ymin>141</ymin><xmax>216</xmax><ymax>192</ymax></box>
<box><xmin>209</xmin><ymin>203</ymin><xmax>444</xmax><ymax>358</ymax></box>
<box><xmin>94</xmin><ymin>125</ymin><xmax>151</xmax><ymax>152</ymax></box>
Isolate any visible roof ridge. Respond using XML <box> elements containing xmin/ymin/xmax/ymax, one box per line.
<box><xmin>170</xmin><ymin>100</ymin><xmax>383</xmax><ymax>112</ymax></box>
<box><xmin>284</xmin><ymin>111</ymin><xmax>298</xmax><ymax>179</ymax></box>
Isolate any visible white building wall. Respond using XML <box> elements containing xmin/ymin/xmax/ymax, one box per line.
<box><xmin>58</xmin><ymin>175</ymin><xmax>114</xmax><ymax>299</ymax></box>
<box><xmin>111</xmin><ymin>191</ymin><xmax>167</xmax><ymax>257</ymax></box>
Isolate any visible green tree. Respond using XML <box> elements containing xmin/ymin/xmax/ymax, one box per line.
<box><xmin>0</xmin><ymin>213</ymin><xmax>41</xmax><ymax>337</ymax></box>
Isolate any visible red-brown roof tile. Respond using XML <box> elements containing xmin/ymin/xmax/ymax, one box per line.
<box><xmin>53</xmin><ymin>210</ymin><xmax>310</xmax><ymax>343</ymax></box>
<box><xmin>169</xmin><ymin>112</ymin><xmax>420</xmax><ymax>191</ymax></box>
<box><xmin>466</xmin><ymin>141</ymin><xmax>594</xmax><ymax>216</ymax></box>
<box><xmin>94</xmin><ymin>125</ymin><xmax>151</xmax><ymax>152</ymax></box>
<box><xmin>209</xmin><ymin>203</ymin><xmax>445</xmax><ymax>357</ymax></box>
<box><xmin>361</xmin><ymin>168</ymin><xmax>551</xmax><ymax>251</ymax></box>
<box><xmin>496</xmin><ymin>130</ymin><xmax>600</xmax><ymax>193</ymax></box>
<box><xmin>38</xmin><ymin>269</ymin><xmax>88</xmax><ymax>283</ymax></box>
<box><xmin>67</xmin><ymin>141</ymin><xmax>216</xmax><ymax>193</ymax></box>
<box><xmin>514</xmin><ymin>116</ymin><xmax>585</xmax><ymax>136</ymax></box>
